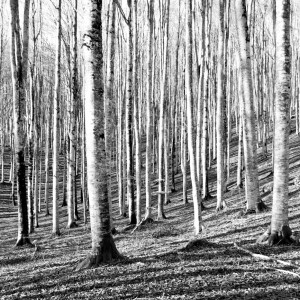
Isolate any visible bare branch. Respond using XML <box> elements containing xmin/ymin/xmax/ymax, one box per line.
<box><xmin>113</xmin><ymin>0</ymin><xmax>129</xmax><ymax>26</ymax></box>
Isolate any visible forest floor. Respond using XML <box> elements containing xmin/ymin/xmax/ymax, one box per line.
<box><xmin>2</xmin><ymin>127</ymin><xmax>300</xmax><ymax>299</ymax></box>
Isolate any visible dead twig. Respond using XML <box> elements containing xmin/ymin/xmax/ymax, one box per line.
<box><xmin>234</xmin><ymin>242</ymin><xmax>299</xmax><ymax>269</ymax></box>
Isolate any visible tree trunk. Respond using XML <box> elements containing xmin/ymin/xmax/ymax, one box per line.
<box><xmin>105</xmin><ymin>0</ymin><xmax>117</xmax><ymax>230</ymax></box>
<box><xmin>144</xmin><ymin>0</ymin><xmax>154</xmax><ymax>221</ymax></box>
<box><xmin>185</xmin><ymin>0</ymin><xmax>201</xmax><ymax>234</ymax></box>
<box><xmin>157</xmin><ymin>0</ymin><xmax>170</xmax><ymax>220</ymax></box>
<box><xmin>132</xmin><ymin>0</ymin><xmax>141</xmax><ymax>224</ymax></box>
<box><xmin>52</xmin><ymin>0</ymin><xmax>62</xmax><ymax>236</ymax></box>
<box><xmin>267</xmin><ymin>0</ymin><xmax>292</xmax><ymax>245</ymax></box>
<box><xmin>235</xmin><ymin>0</ymin><xmax>264</xmax><ymax>213</ymax></box>
<box><xmin>216</xmin><ymin>0</ymin><xmax>226</xmax><ymax>211</ymax></box>
<box><xmin>125</xmin><ymin>3</ymin><xmax>136</xmax><ymax>224</ymax></box>
<box><xmin>77</xmin><ymin>0</ymin><xmax>121</xmax><ymax>270</ymax></box>
<box><xmin>10</xmin><ymin>0</ymin><xmax>32</xmax><ymax>246</ymax></box>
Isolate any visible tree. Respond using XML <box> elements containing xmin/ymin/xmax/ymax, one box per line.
<box><xmin>105</xmin><ymin>0</ymin><xmax>116</xmax><ymax>231</ymax></box>
<box><xmin>66</xmin><ymin>0</ymin><xmax>78</xmax><ymax>229</ymax></box>
<box><xmin>185</xmin><ymin>0</ymin><xmax>201</xmax><ymax>234</ymax></box>
<box><xmin>157</xmin><ymin>0</ymin><xmax>170</xmax><ymax>220</ymax></box>
<box><xmin>77</xmin><ymin>0</ymin><xmax>121</xmax><ymax>270</ymax></box>
<box><xmin>52</xmin><ymin>0</ymin><xmax>62</xmax><ymax>236</ymax></box>
<box><xmin>235</xmin><ymin>0</ymin><xmax>266</xmax><ymax>213</ymax></box>
<box><xmin>132</xmin><ymin>0</ymin><xmax>141</xmax><ymax>225</ymax></box>
<box><xmin>9</xmin><ymin>0</ymin><xmax>32</xmax><ymax>246</ymax></box>
<box><xmin>258</xmin><ymin>0</ymin><xmax>293</xmax><ymax>245</ymax></box>
<box><xmin>124</xmin><ymin>0</ymin><xmax>136</xmax><ymax>225</ymax></box>
<box><xmin>216</xmin><ymin>0</ymin><xmax>227</xmax><ymax>211</ymax></box>
<box><xmin>144</xmin><ymin>0</ymin><xmax>154</xmax><ymax>221</ymax></box>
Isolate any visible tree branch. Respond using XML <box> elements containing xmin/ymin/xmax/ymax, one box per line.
<box><xmin>113</xmin><ymin>0</ymin><xmax>129</xmax><ymax>26</ymax></box>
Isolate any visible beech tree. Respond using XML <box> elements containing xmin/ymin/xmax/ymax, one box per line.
<box><xmin>144</xmin><ymin>0</ymin><xmax>154</xmax><ymax>221</ymax></box>
<box><xmin>52</xmin><ymin>0</ymin><xmax>62</xmax><ymax>236</ymax></box>
<box><xmin>258</xmin><ymin>0</ymin><xmax>293</xmax><ymax>245</ymax></box>
<box><xmin>77</xmin><ymin>0</ymin><xmax>121</xmax><ymax>270</ymax></box>
<box><xmin>9</xmin><ymin>0</ymin><xmax>31</xmax><ymax>246</ymax></box>
<box><xmin>185</xmin><ymin>0</ymin><xmax>201</xmax><ymax>234</ymax></box>
<box><xmin>235</xmin><ymin>0</ymin><xmax>266</xmax><ymax>214</ymax></box>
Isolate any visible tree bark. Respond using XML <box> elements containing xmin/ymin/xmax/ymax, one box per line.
<box><xmin>10</xmin><ymin>0</ymin><xmax>32</xmax><ymax>246</ymax></box>
<box><xmin>52</xmin><ymin>0</ymin><xmax>62</xmax><ymax>236</ymax></box>
<box><xmin>235</xmin><ymin>0</ymin><xmax>263</xmax><ymax>213</ymax></box>
<box><xmin>185</xmin><ymin>0</ymin><xmax>201</xmax><ymax>234</ymax></box>
<box><xmin>77</xmin><ymin>0</ymin><xmax>121</xmax><ymax>270</ymax></box>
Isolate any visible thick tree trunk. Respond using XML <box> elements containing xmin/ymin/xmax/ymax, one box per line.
<box><xmin>77</xmin><ymin>0</ymin><xmax>121</xmax><ymax>270</ymax></box>
<box><xmin>105</xmin><ymin>0</ymin><xmax>117</xmax><ymax>230</ymax></box>
<box><xmin>267</xmin><ymin>0</ymin><xmax>292</xmax><ymax>245</ymax></box>
<box><xmin>10</xmin><ymin>0</ymin><xmax>32</xmax><ymax>246</ymax></box>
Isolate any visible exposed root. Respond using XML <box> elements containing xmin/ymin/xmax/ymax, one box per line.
<box><xmin>15</xmin><ymin>236</ymin><xmax>33</xmax><ymax>247</ymax></box>
<box><xmin>66</xmin><ymin>221</ymin><xmax>78</xmax><ymax>229</ymax></box>
<box><xmin>215</xmin><ymin>201</ymin><xmax>227</xmax><ymax>212</ymax></box>
<box><xmin>76</xmin><ymin>235</ymin><xmax>123</xmax><ymax>271</ymax></box>
<box><xmin>164</xmin><ymin>199</ymin><xmax>171</xmax><ymax>205</ymax></box>
<box><xmin>257</xmin><ymin>225</ymin><xmax>297</xmax><ymax>246</ymax></box>
<box><xmin>157</xmin><ymin>212</ymin><xmax>167</xmax><ymax>220</ymax></box>
<box><xmin>236</xmin><ymin>182</ymin><xmax>243</xmax><ymax>189</ymax></box>
<box><xmin>131</xmin><ymin>217</ymin><xmax>154</xmax><ymax>234</ymax></box>
<box><xmin>256</xmin><ymin>226</ymin><xmax>271</xmax><ymax>244</ymax></box>
<box><xmin>201</xmin><ymin>202</ymin><xmax>207</xmax><ymax>211</ymax></box>
<box><xmin>74</xmin><ymin>213</ymin><xmax>80</xmax><ymax>221</ymax></box>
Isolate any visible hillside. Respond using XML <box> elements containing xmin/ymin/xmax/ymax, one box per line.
<box><xmin>1</xmin><ymin>126</ymin><xmax>300</xmax><ymax>299</ymax></box>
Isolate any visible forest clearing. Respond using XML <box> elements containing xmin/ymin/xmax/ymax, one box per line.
<box><xmin>1</xmin><ymin>0</ymin><xmax>300</xmax><ymax>299</ymax></box>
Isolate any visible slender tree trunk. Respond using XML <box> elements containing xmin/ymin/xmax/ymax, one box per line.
<box><xmin>216</xmin><ymin>0</ymin><xmax>226</xmax><ymax>211</ymax></box>
<box><xmin>144</xmin><ymin>0</ymin><xmax>154</xmax><ymax>221</ymax></box>
<box><xmin>125</xmin><ymin>3</ymin><xmax>136</xmax><ymax>224</ymax></box>
<box><xmin>236</xmin><ymin>0</ymin><xmax>265</xmax><ymax>213</ymax></box>
<box><xmin>44</xmin><ymin>97</ymin><xmax>51</xmax><ymax>216</ymax></box>
<box><xmin>132</xmin><ymin>0</ymin><xmax>141</xmax><ymax>224</ymax></box>
<box><xmin>52</xmin><ymin>0</ymin><xmax>62</xmax><ymax>236</ymax></box>
<box><xmin>157</xmin><ymin>0</ymin><xmax>170</xmax><ymax>220</ymax></box>
<box><xmin>105</xmin><ymin>0</ymin><xmax>117</xmax><ymax>231</ymax></box>
<box><xmin>185</xmin><ymin>0</ymin><xmax>201</xmax><ymax>234</ymax></box>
